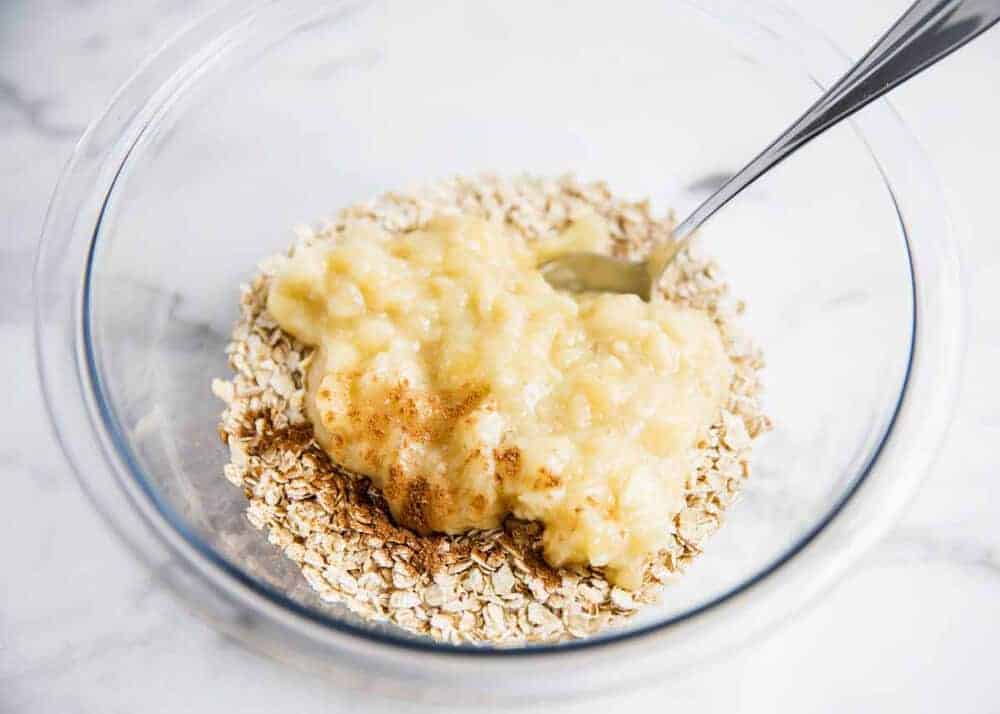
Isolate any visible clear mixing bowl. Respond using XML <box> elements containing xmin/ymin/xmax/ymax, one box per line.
<box><xmin>35</xmin><ymin>0</ymin><xmax>964</xmax><ymax>703</ymax></box>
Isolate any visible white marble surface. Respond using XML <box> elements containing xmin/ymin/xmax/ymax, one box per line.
<box><xmin>3</xmin><ymin>1</ymin><xmax>999</xmax><ymax>712</ymax></box>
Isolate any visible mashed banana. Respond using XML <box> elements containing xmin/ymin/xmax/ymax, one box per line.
<box><xmin>267</xmin><ymin>214</ymin><xmax>733</xmax><ymax>587</ymax></box>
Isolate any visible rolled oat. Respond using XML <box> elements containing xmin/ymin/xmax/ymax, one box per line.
<box><xmin>215</xmin><ymin>174</ymin><xmax>771</xmax><ymax>645</ymax></box>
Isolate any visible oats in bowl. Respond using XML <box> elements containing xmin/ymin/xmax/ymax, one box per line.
<box><xmin>214</xmin><ymin>174</ymin><xmax>770</xmax><ymax>644</ymax></box>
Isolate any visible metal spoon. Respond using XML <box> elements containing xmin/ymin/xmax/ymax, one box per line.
<box><xmin>540</xmin><ymin>0</ymin><xmax>1000</xmax><ymax>300</ymax></box>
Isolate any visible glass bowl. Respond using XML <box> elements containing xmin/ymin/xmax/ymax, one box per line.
<box><xmin>35</xmin><ymin>0</ymin><xmax>964</xmax><ymax>703</ymax></box>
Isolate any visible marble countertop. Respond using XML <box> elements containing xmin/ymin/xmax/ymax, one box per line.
<box><xmin>3</xmin><ymin>1</ymin><xmax>999</xmax><ymax>711</ymax></box>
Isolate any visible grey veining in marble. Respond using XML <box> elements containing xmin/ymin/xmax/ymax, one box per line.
<box><xmin>2</xmin><ymin>1</ymin><xmax>1000</xmax><ymax>712</ymax></box>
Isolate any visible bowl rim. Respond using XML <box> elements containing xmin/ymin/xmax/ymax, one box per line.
<box><xmin>34</xmin><ymin>0</ymin><xmax>965</xmax><ymax>688</ymax></box>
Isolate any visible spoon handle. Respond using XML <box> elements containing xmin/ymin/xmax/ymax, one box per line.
<box><xmin>671</xmin><ymin>0</ymin><xmax>1000</xmax><ymax>243</ymax></box>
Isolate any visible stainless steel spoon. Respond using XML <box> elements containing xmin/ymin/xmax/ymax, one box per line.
<box><xmin>540</xmin><ymin>0</ymin><xmax>1000</xmax><ymax>300</ymax></box>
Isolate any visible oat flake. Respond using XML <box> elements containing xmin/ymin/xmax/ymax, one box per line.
<box><xmin>215</xmin><ymin>174</ymin><xmax>771</xmax><ymax>645</ymax></box>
